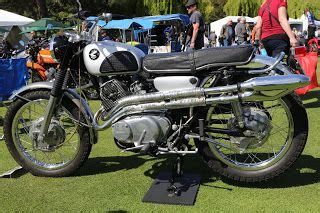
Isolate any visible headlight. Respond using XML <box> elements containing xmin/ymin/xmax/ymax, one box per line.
<box><xmin>49</xmin><ymin>35</ymin><xmax>69</xmax><ymax>62</ymax></box>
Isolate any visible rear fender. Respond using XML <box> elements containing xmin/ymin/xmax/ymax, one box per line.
<box><xmin>9</xmin><ymin>82</ymin><xmax>98</xmax><ymax>144</ymax></box>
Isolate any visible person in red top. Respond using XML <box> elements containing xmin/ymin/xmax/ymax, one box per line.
<box><xmin>255</xmin><ymin>0</ymin><xmax>298</xmax><ymax>57</ymax></box>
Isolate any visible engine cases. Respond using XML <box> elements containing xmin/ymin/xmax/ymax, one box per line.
<box><xmin>83</xmin><ymin>41</ymin><xmax>145</xmax><ymax>76</ymax></box>
<box><xmin>112</xmin><ymin>115</ymin><xmax>171</xmax><ymax>147</ymax></box>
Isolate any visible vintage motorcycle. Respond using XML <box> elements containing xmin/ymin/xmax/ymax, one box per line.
<box><xmin>26</xmin><ymin>38</ymin><xmax>59</xmax><ymax>83</ymax></box>
<box><xmin>3</xmin><ymin>13</ymin><xmax>310</xmax><ymax>183</ymax></box>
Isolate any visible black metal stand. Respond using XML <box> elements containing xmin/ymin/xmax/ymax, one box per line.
<box><xmin>142</xmin><ymin>155</ymin><xmax>201</xmax><ymax>206</ymax></box>
<box><xmin>167</xmin><ymin>155</ymin><xmax>184</xmax><ymax>197</ymax></box>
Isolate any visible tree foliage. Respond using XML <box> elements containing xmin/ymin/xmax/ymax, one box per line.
<box><xmin>224</xmin><ymin>0</ymin><xmax>262</xmax><ymax>17</ymax></box>
<box><xmin>223</xmin><ymin>0</ymin><xmax>319</xmax><ymax>18</ymax></box>
<box><xmin>287</xmin><ymin>0</ymin><xmax>320</xmax><ymax>19</ymax></box>
<box><xmin>0</xmin><ymin>0</ymin><xmax>228</xmax><ymax>23</ymax></box>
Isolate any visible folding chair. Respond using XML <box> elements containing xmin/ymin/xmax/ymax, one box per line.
<box><xmin>0</xmin><ymin>58</ymin><xmax>28</xmax><ymax>141</ymax></box>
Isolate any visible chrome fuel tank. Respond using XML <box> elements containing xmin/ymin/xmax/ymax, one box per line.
<box><xmin>83</xmin><ymin>41</ymin><xmax>145</xmax><ymax>76</ymax></box>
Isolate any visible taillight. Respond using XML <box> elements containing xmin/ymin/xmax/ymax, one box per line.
<box><xmin>291</xmin><ymin>47</ymin><xmax>307</xmax><ymax>57</ymax></box>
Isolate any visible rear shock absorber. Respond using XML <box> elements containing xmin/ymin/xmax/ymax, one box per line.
<box><xmin>223</xmin><ymin>70</ymin><xmax>245</xmax><ymax>128</ymax></box>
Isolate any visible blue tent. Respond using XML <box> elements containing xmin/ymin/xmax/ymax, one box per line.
<box><xmin>86</xmin><ymin>16</ymin><xmax>107</xmax><ymax>27</ymax></box>
<box><xmin>88</xmin><ymin>14</ymin><xmax>190</xmax><ymax>30</ymax></box>
<box><xmin>104</xmin><ymin>19</ymin><xmax>143</xmax><ymax>29</ymax></box>
<box><xmin>132</xmin><ymin>14</ymin><xmax>190</xmax><ymax>30</ymax></box>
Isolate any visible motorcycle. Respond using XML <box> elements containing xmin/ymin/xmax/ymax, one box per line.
<box><xmin>3</xmin><ymin>13</ymin><xmax>310</xmax><ymax>183</ymax></box>
<box><xmin>26</xmin><ymin>38</ymin><xmax>59</xmax><ymax>83</ymax></box>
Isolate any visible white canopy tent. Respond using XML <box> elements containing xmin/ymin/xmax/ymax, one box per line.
<box><xmin>209</xmin><ymin>16</ymin><xmax>257</xmax><ymax>45</ymax></box>
<box><xmin>210</xmin><ymin>16</ymin><xmax>258</xmax><ymax>33</ymax></box>
<box><xmin>210</xmin><ymin>15</ymin><xmax>311</xmax><ymax>44</ymax></box>
<box><xmin>0</xmin><ymin>9</ymin><xmax>34</xmax><ymax>27</ymax></box>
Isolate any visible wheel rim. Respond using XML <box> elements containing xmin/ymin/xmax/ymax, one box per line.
<box><xmin>12</xmin><ymin>99</ymin><xmax>82</xmax><ymax>171</ymax></box>
<box><xmin>207</xmin><ymin>99</ymin><xmax>294</xmax><ymax>171</ymax></box>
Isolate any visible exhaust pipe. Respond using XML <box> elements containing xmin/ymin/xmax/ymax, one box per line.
<box><xmin>93</xmin><ymin>75</ymin><xmax>310</xmax><ymax>130</ymax></box>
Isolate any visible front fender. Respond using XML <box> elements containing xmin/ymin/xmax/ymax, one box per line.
<box><xmin>9</xmin><ymin>82</ymin><xmax>98</xmax><ymax>144</ymax></box>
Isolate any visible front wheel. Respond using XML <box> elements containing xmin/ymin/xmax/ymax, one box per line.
<box><xmin>4</xmin><ymin>91</ymin><xmax>92</xmax><ymax>177</ymax></box>
<box><xmin>196</xmin><ymin>94</ymin><xmax>308</xmax><ymax>183</ymax></box>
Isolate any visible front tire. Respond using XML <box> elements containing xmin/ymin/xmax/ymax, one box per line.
<box><xmin>197</xmin><ymin>94</ymin><xmax>308</xmax><ymax>183</ymax></box>
<box><xmin>4</xmin><ymin>91</ymin><xmax>92</xmax><ymax>177</ymax></box>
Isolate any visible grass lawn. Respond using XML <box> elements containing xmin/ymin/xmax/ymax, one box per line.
<box><xmin>0</xmin><ymin>59</ymin><xmax>319</xmax><ymax>212</ymax></box>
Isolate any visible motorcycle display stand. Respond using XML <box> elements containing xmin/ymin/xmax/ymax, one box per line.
<box><xmin>0</xmin><ymin>166</ymin><xmax>27</xmax><ymax>178</ymax></box>
<box><xmin>0</xmin><ymin>100</ymin><xmax>27</xmax><ymax>179</ymax></box>
<box><xmin>142</xmin><ymin>155</ymin><xmax>201</xmax><ymax>206</ymax></box>
<box><xmin>0</xmin><ymin>100</ymin><xmax>8</xmax><ymax>142</ymax></box>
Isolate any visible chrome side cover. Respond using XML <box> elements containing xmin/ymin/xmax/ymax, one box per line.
<box><xmin>154</xmin><ymin>76</ymin><xmax>199</xmax><ymax>92</ymax></box>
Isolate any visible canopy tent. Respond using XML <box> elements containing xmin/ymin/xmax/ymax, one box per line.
<box><xmin>104</xmin><ymin>19</ymin><xmax>144</xmax><ymax>30</ymax></box>
<box><xmin>86</xmin><ymin>16</ymin><xmax>107</xmax><ymax>27</ymax></box>
<box><xmin>0</xmin><ymin>9</ymin><xmax>34</xmax><ymax>27</ymax></box>
<box><xmin>0</xmin><ymin>27</ymin><xmax>8</xmax><ymax>33</ymax></box>
<box><xmin>21</xmin><ymin>18</ymin><xmax>70</xmax><ymax>34</ymax></box>
<box><xmin>24</xmin><ymin>18</ymin><xmax>65</xmax><ymax>29</ymax></box>
<box><xmin>210</xmin><ymin>16</ymin><xmax>257</xmax><ymax>37</ymax></box>
<box><xmin>132</xmin><ymin>14</ymin><xmax>190</xmax><ymax>30</ymax></box>
<box><xmin>210</xmin><ymin>16</ymin><xmax>308</xmax><ymax>40</ymax></box>
<box><xmin>88</xmin><ymin>14</ymin><xmax>189</xmax><ymax>30</ymax></box>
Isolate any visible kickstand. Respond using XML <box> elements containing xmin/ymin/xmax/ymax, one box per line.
<box><xmin>167</xmin><ymin>155</ymin><xmax>184</xmax><ymax>197</ymax></box>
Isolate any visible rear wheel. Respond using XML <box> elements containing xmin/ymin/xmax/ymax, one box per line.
<box><xmin>197</xmin><ymin>94</ymin><xmax>308</xmax><ymax>183</ymax></box>
<box><xmin>4</xmin><ymin>91</ymin><xmax>92</xmax><ymax>177</ymax></box>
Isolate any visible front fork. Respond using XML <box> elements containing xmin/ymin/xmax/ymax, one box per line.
<box><xmin>36</xmin><ymin>45</ymin><xmax>72</xmax><ymax>143</ymax></box>
<box><xmin>37</xmin><ymin>96</ymin><xmax>59</xmax><ymax>143</ymax></box>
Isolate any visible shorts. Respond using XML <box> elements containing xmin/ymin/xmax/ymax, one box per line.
<box><xmin>262</xmin><ymin>34</ymin><xmax>290</xmax><ymax>58</ymax></box>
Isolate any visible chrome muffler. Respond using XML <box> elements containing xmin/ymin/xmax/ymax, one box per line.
<box><xmin>205</xmin><ymin>74</ymin><xmax>310</xmax><ymax>101</ymax></box>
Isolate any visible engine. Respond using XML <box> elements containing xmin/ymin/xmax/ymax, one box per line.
<box><xmin>112</xmin><ymin>115</ymin><xmax>171</xmax><ymax>147</ymax></box>
<box><xmin>101</xmin><ymin>78</ymin><xmax>172</xmax><ymax>150</ymax></box>
<box><xmin>100</xmin><ymin>79</ymin><xmax>130</xmax><ymax>111</ymax></box>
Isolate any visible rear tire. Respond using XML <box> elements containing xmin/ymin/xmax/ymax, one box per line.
<box><xmin>4</xmin><ymin>91</ymin><xmax>92</xmax><ymax>177</ymax></box>
<box><xmin>196</xmin><ymin>94</ymin><xmax>308</xmax><ymax>183</ymax></box>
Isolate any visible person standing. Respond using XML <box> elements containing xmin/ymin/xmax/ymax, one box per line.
<box><xmin>186</xmin><ymin>0</ymin><xmax>205</xmax><ymax>50</ymax></box>
<box><xmin>99</xmin><ymin>30</ymin><xmax>111</xmax><ymax>41</ymax></box>
<box><xmin>305</xmin><ymin>9</ymin><xmax>316</xmax><ymax>40</ymax></box>
<box><xmin>220</xmin><ymin>19</ymin><xmax>234</xmax><ymax>46</ymax></box>
<box><xmin>255</xmin><ymin>0</ymin><xmax>298</xmax><ymax>57</ymax></box>
<box><xmin>209</xmin><ymin>31</ymin><xmax>217</xmax><ymax>47</ymax></box>
<box><xmin>235</xmin><ymin>17</ymin><xmax>248</xmax><ymax>45</ymax></box>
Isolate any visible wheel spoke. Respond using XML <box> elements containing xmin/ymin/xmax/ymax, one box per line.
<box><xmin>12</xmin><ymin>99</ymin><xmax>82</xmax><ymax>171</ymax></box>
<box><xmin>206</xmin><ymin>98</ymin><xmax>294</xmax><ymax>171</ymax></box>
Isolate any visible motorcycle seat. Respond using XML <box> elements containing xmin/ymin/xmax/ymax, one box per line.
<box><xmin>143</xmin><ymin>45</ymin><xmax>255</xmax><ymax>74</ymax></box>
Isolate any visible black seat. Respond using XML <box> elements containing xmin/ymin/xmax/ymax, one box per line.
<box><xmin>143</xmin><ymin>45</ymin><xmax>255</xmax><ymax>74</ymax></box>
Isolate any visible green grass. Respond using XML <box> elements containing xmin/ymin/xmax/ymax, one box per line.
<box><xmin>0</xmin><ymin>59</ymin><xmax>319</xmax><ymax>212</ymax></box>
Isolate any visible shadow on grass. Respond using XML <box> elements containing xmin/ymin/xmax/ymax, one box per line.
<box><xmin>76</xmin><ymin>154</ymin><xmax>320</xmax><ymax>189</ymax></box>
<box><xmin>301</xmin><ymin>90</ymin><xmax>320</xmax><ymax>108</ymax></box>
<box><xmin>74</xmin><ymin>154</ymin><xmax>162</xmax><ymax>177</ymax></box>
<box><xmin>223</xmin><ymin>155</ymin><xmax>320</xmax><ymax>189</ymax></box>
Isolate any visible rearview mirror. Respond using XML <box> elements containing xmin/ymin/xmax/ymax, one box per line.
<box><xmin>102</xmin><ymin>13</ymin><xmax>112</xmax><ymax>22</ymax></box>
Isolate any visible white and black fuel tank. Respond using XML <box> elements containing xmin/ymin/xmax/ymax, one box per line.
<box><xmin>83</xmin><ymin>41</ymin><xmax>145</xmax><ymax>76</ymax></box>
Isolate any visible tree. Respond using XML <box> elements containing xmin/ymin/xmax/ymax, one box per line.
<box><xmin>224</xmin><ymin>0</ymin><xmax>262</xmax><ymax>17</ymax></box>
<box><xmin>223</xmin><ymin>0</ymin><xmax>319</xmax><ymax>19</ymax></box>
<box><xmin>287</xmin><ymin>0</ymin><xmax>320</xmax><ymax>19</ymax></box>
<box><xmin>35</xmin><ymin>0</ymin><xmax>49</xmax><ymax>18</ymax></box>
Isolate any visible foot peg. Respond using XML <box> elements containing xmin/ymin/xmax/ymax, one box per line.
<box><xmin>139</xmin><ymin>144</ymin><xmax>151</xmax><ymax>154</ymax></box>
